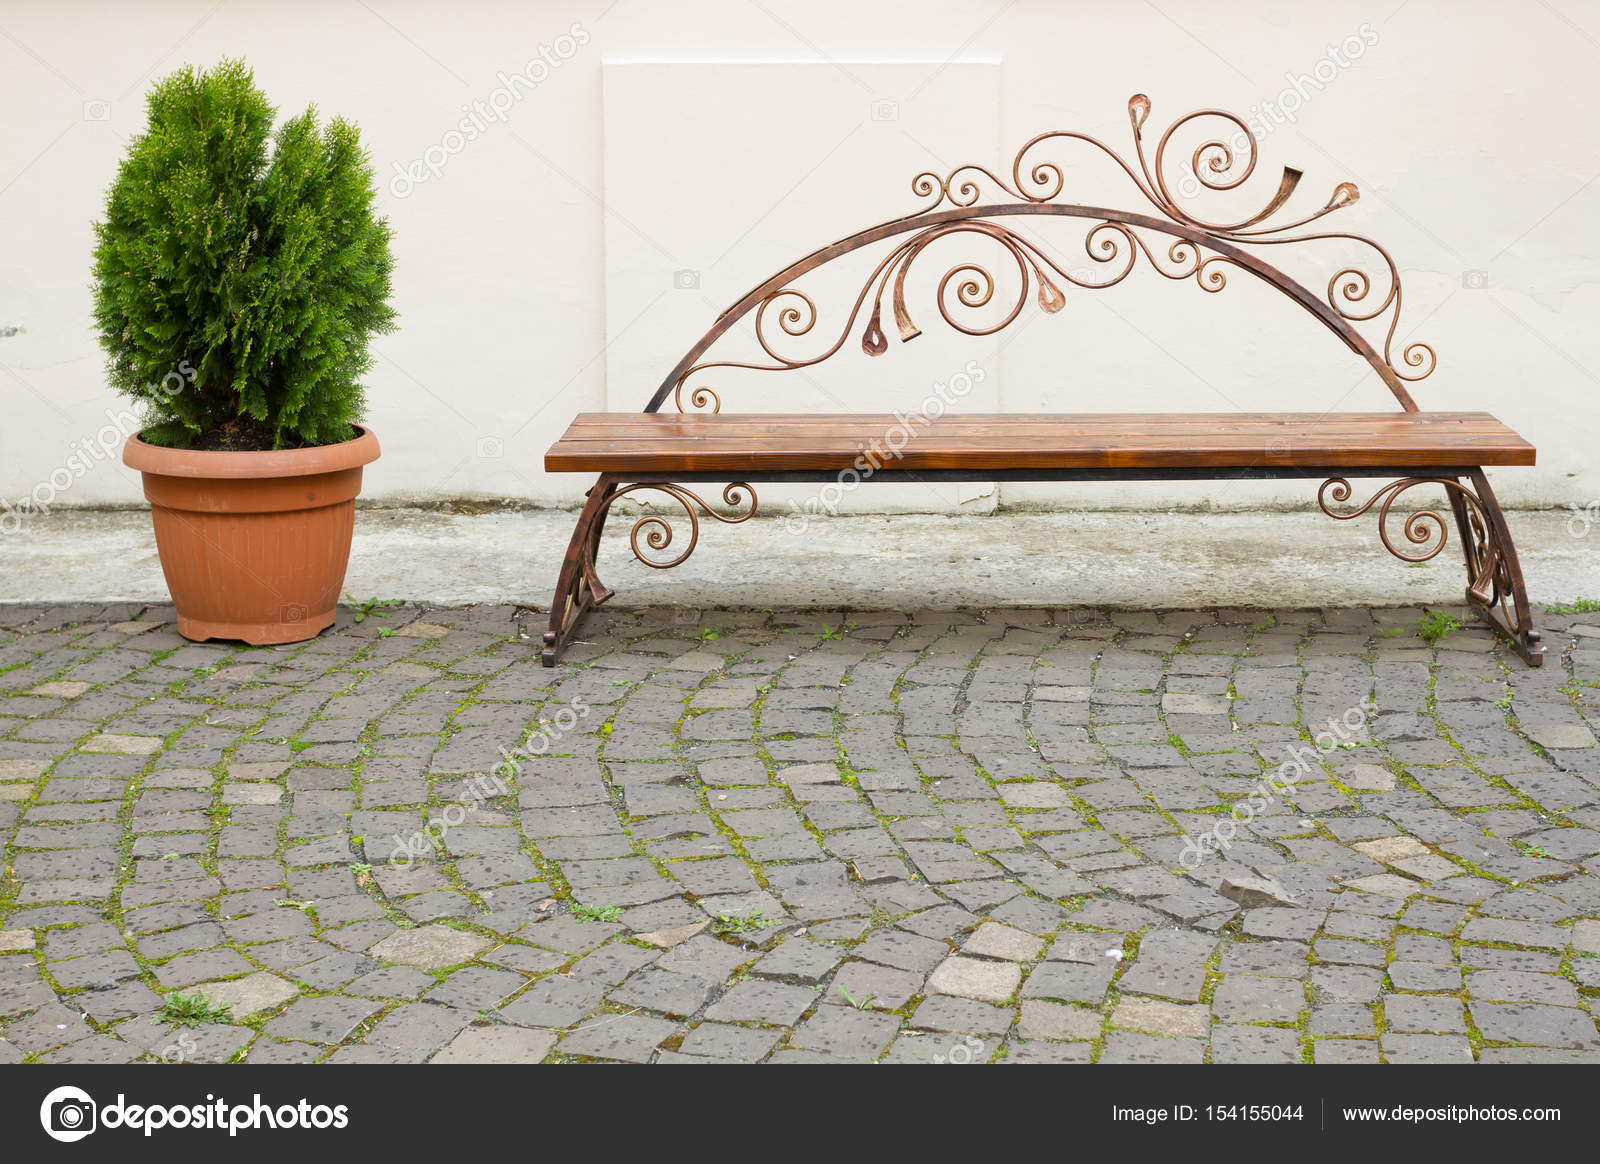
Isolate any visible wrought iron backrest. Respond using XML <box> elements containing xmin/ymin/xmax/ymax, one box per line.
<box><xmin>645</xmin><ymin>94</ymin><xmax>1434</xmax><ymax>416</ymax></box>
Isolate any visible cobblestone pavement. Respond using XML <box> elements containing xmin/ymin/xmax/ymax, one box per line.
<box><xmin>2</xmin><ymin>601</ymin><xmax>1599</xmax><ymax>1065</ymax></box>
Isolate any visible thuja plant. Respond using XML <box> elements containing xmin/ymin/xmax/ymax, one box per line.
<box><xmin>92</xmin><ymin>59</ymin><xmax>395</xmax><ymax>450</ymax></box>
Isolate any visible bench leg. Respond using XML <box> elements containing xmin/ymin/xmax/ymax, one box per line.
<box><xmin>540</xmin><ymin>479</ymin><xmax>758</xmax><ymax>667</ymax></box>
<box><xmin>542</xmin><ymin>477</ymin><xmax>618</xmax><ymax>667</ymax></box>
<box><xmin>1317</xmin><ymin>475</ymin><xmax>1543</xmax><ymax>666</ymax></box>
<box><xmin>1458</xmin><ymin>469</ymin><xmax>1544</xmax><ymax>666</ymax></box>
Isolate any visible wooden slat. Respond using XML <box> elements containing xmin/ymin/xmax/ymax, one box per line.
<box><xmin>545</xmin><ymin>411</ymin><xmax>1537</xmax><ymax>472</ymax></box>
<box><xmin>563</xmin><ymin>411</ymin><xmax>1506</xmax><ymax>424</ymax></box>
<box><xmin>557</xmin><ymin>419</ymin><xmax>1515</xmax><ymax>439</ymax></box>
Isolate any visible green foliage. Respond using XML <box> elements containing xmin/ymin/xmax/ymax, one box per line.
<box><xmin>709</xmin><ymin>910</ymin><xmax>778</xmax><ymax>936</ymax></box>
<box><xmin>92</xmin><ymin>58</ymin><xmax>395</xmax><ymax>450</ymax></box>
<box><xmin>347</xmin><ymin>595</ymin><xmax>399</xmax><ymax>623</ymax></box>
<box><xmin>835</xmin><ymin>985</ymin><xmax>877</xmax><ymax>1010</ymax></box>
<box><xmin>571</xmin><ymin>903</ymin><xmax>622</xmax><ymax>923</ymax></box>
<box><xmin>158</xmin><ymin>990</ymin><xmax>232</xmax><ymax>1028</ymax></box>
<box><xmin>1546</xmin><ymin>598</ymin><xmax>1600</xmax><ymax>615</ymax></box>
<box><xmin>1417</xmin><ymin>610</ymin><xmax>1462</xmax><ymax>644</ymax></box>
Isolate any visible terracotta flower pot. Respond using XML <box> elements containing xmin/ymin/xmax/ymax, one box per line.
<box><xmin>123</xmin><ymin>427</ymin><xmax>380</xmax><ymax>644</ymax></box>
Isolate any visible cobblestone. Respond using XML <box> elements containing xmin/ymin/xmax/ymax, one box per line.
<box><xmin>0</xmin><ymin>601</ymin><xmax>1594</xmax><ymax>1062</ymax></box>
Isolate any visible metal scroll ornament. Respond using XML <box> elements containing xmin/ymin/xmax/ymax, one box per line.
<box><xmin>1317</xmin><ymin>477</ymin><xmax>1505</xmax><ymax>606</ymax></box>
<box><xmin>596</xmin><ymin>482</ymin><xmax>757</xmax><ymax>568</ymax></box>
<box><xmin>670</xmin><ymin>93</ymin><xmax>1433</xmax><ymax>413</ymax></box>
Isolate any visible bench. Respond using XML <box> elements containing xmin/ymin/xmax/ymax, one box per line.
<box><xmin>539</xmin><ymin>94</ymin><xmax>1542</xmax><ymax>667</ymax></box>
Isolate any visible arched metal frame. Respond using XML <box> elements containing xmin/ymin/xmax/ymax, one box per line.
<box><xmin>542</xmin><ymin>94</ymin><xmax>1542</xmax><ymax>667</ymax></box>
<box><xmin>645</xmin><ymin>202</ymin><xmax>1421</xmax><ymax>415</ymax></box>
<box><xmin>648</xmin><ymin>92</ymin><xmax>1435</xmax><ymax>415</ymax></box>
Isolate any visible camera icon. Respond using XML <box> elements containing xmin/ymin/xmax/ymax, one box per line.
<box><xmin>1265</xmin><ymin>438</ymin><xmax>1292</xmax><ymax>458</ymax></box>
<box><xmin>1567</xmin><ymin>501</ymin><xmax>1600</xmax><ymax>538</ymax></box>
<box><xmin>40</xmin><ymin>1086</ymin><xmax>97</xmax><ymax>1142</ymax></box>
<box><xmin>672</xmin><ymin>607</ymin><xmax>701</xmax><ymax>625</ymax></box>
<box><xmin>933</xmin><ymin>1035</ymin><xmax>984</xmax><ymax>1064</ymax></box>
<box><xmin>1461</xmin><ymin>269</ymin><xmax>1489</xmax><ymax>290</ymax></box>
<box><xmin>673</xmin><ymin>269</ymin><xmax>700</xmax><ymax>290</ymax></box>
<box><xmin>869</xmin><ymin>98</ymin><xmax>899</xmax><ymax>122</ymax></box>
<box><xmin>82</xmin><ymin>99</ymin><xmax>111</xmax><ymax>122</ymax></box>
<box><xmin>476</xmin><ymin>435</ymin><xmax>504</xmax><ymax>458</ymax></box>
<box><xmin>280</xmin><ymin>603</ymin><xmax>308</xmax><ymax>624</ymax></box>
<box><xmin>159</xmin><ymin>1030</ymin><xmax>198</xmax><ymax>1063</ymax></box>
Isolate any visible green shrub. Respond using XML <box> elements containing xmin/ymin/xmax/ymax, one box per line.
<box><xmin>92</xmin><ymin>59</ymin><xmax>395</xmax><ymax>450</ymax></box>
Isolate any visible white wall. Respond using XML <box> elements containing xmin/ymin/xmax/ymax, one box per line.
<box><xmin>2</xmin><ymin>0</ymin><xmax>1596</xmax><ymax>514</ymax></box>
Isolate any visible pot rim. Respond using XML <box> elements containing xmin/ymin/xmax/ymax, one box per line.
<box><xmin>122</xmin><ymin>425</ymin><xmax>380</xmax><ymax>479</ymax></box>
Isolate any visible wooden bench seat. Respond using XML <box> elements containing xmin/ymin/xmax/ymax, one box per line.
<box><xmin>546</xmin><ymin>412</ymin><xmax>1535</xmax><ymax>474</ymax></box>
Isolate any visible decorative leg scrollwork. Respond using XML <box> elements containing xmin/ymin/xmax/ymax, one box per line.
<box><xmin>542</xmin><ymin>478</ymin><xmax>757</xmax><ymax>666</ymax></box>
<box><xmin>1318</xmin><ymin>475</ymin><xmax>1543</xmax><ymax>665</ymax></box>
<box><xmin>602</xmin><ymin>482</ymin><xmax>758</xmax><ymax>569</ymax></box>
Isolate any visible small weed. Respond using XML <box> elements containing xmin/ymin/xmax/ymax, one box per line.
<box><xmin>697</xmin><ymin>627</ymin><xmax>721</xmax><ymax>642</ymax></box>
<box><xmin>1545</xmin><ymin>598</ymin><xmax>1600</xmax><ymax>615</ymax></box>
<box><xmin>377</xmin><ymin>627</ymin><xmax>396</xmax><ymax>639</ymax></box>
<box><xmin>158</xmin><ymin>990</ymin><xmax>232</xmax><ymax>1028</ymax></box>
<box><xmin>347</xmin><ymin>595</ymin><xmax>400</xmax><ymax>624</ymax></box>
<box><xmin>1379</xmin><ymin>627</ymin><xmax>1405</xmax><ymax>639</ymax></box>
<box><xmin>1417</xmin><ymin>610</ymin><xmax>1461</xmax><ymax>644</ymax></box>
<box><xmin>710</xmin><ymin>910</ymin><xmax>779</xmax><ymax>936</ymax></box>
<box><xmin>572</xmin><ymin>903</ymin><xmax>623</xmax><ymax>924</ymax></box>
<box><xmin>836</xmin><ymin>985</ymin><xmax>876</xmax><ymax>1010</ymax></box>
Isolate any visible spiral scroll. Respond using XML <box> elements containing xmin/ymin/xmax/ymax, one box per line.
<box><xmin>672</xmin><ymin>214</ymin><xmax>1232</xmax><ymax>409</ymax></box>
<box><xmin>1318</xmin><ymin>476</ymin><xmax>1501</xmax><ymax>589</ymax></box>
<box><xmin>1316</xmin><ymin>475</ymin><xmax>1539</xmax><ymax>659</ymax></box>
<box><xmin>1007</xmin><ymin>97</ymin><xmax>1426</xmax><ymax>384</ymax></box>
<box><xmin>596</xmin><ymin>483</ymin><xmax>757</xmax><ymax>568</ymax></box>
